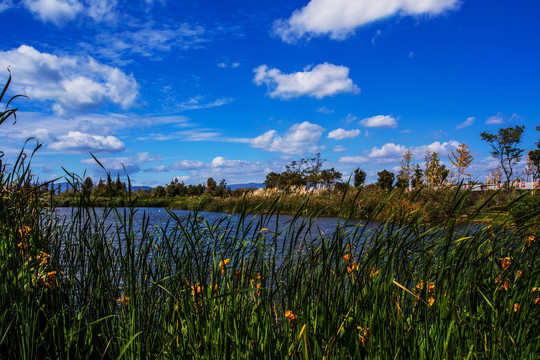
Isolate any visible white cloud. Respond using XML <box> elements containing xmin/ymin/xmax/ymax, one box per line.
<box><xmin>250</xmin><ymin>121</ymin><xmax>324</xmax><ymax>155</ymax></box>
<box><xmin>22</xmin><ymin>0</ymin><xmax>83</xmax><ymax>26</ymax></box>
<box><xmin>486</xmin><ymin>112</ymin><xmax>504</xmax><ymax>124</ymax></box>
<box><xmin>431</xmin><ymin>130</ymin><xmax>448</xmax><ymax>138</ymax></box>
<box><xmin>143</xmin><ymin>165</ymin><xmax>169</xmax><ymax>173</ymax></box>
<box><xmin>86</xmin><ymin>0</ymin><xmax>118</xmax><ymax>23</ymax></box>
<box><xmin>413</xmin><ymin>140</ymin><xmax>460</xmax><ymax>157</ymax></box>
<box><xmin>95</xmin><ymin>23</ymin><xmax>206</xmax><ymax>61</ymax></box>
<box><xmin>0</xmin><ymin>45</ymin><xmax>139</xmax><ymax>113</ymax></box>
<box><xmin>273</xmin><ymin>0</ymin><xmax>460</xmax><ymax>43</ymax></box>
<box><xmin>359</xmin><ymin>115</ymin><xmax>398</xmax><ymax>128</ymax></box>
<box><xmin>176</xmin><ymin>96</ymin><xmax>234</xmax><ymax>111</ymax></box>
<box><xmin>50</xmin><ymin>131</ymin><xmax>125</xmax><ymax>153</ymax></box>
<box><xmin>327</xmin><ymin>128</ymin><xmax>360</xmax><ymax>140</ymax></box>
<box><xmin>368</xmin><ymin>143</ymin><xmax>407</xmax><ymax>158</ymax></box>
<box><xmin>217</xmin><ymin>61</ymin><xmax>240</xmax><ymax>69</ymax></box>
<box><xmin>0</xmin><ymin>0</ymin><xmax>14</xmax><ymax>12</ymax></box>
<box><xmin>343</xmin><ymin>113</ymin><xmax>357</xmax><ymax>124</ymax></box>
<box><xmin>170</xmin><ymin>160</ymin><xmax>205</xmax><ymax>170</ymax></box>
<box><xmin>333</xmin><ymin>146</ymin><xmax>347</xmax><ymax>152</ymax></box>
<box><xmin>316</xmin><ymin>106</ymin><xmax>333</xmax><ymax>114</ymax></box>
<box><xmin>253</xmin><ymin>63</ymin><xmax>360</xmax><ymax>99</ymax></box>
<box><xmin>339</xmin><ymin>156</ymin><xmax>369</xmax><ymax>164</ymax></box>
<box><xmin>456</xmin><ymin>116</ymin><xmax>475</xmax><ymax>129</ymax></box>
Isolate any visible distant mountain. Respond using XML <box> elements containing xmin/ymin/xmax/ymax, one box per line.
<box><xmin>228</xmin><ymin>183</ymin><xmax>265</xmax><ymax>190</ymax></box>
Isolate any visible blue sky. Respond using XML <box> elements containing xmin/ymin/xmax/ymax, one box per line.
<box><xmin>0</xmin><ymin>0</ymin><xmax>539</xmax><ymax>186</ymax></box>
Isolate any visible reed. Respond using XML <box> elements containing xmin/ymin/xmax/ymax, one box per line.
<box><xmin>2</xmin><ymin>76</ymin><xmax>540</xmax><ymax>359</ymax></box>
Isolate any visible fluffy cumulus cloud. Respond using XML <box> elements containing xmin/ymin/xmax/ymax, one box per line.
<box><xmin>359</xmin><ymin>115</ymin><xmax>398</xmax><ymax>128</ymax></box>
<box><xmin>339</xmin><ymin>140</ymin><xmax>460</xmax><ymax>165</ymax></box>
<box><xmin>250</xmin><ymin>121</ymin><xmax>324</xmax><ymax>155</ymax></box>
<box><xmin>368</xmin><ymin>143</ymin><xmax>407</xmax><ymax>158</ymax></box>
<box><xmin>457</xmin><ymin>116</ymin><xmax>475</xmax><ymax>129</ymax></box>
<box><xmin>0</xmin><ymin>45</ymin><xmax>138</xmax><ymax>113</ymax></box>
<box><xmin>22</xmin><ymin>0</ymin><xmax>83</xmax><ymax>26</ymax></box>
<box><xmin>414</xmin><ymin>140</ymin><xmax>460</xmax><ymax>157</ymax></box>
<box><xmin>253</xmin><ymin>63</ymin><xmax>360</xmax><ymax>99</ymax></box>
<box><xmin>49</xmin><ymin>131</ymin><xmax>125</xmax><ymax>153</ymax></box>
<box><xmin>327</xmin><ymin>128</ymin><xmax>360</xmax><ymax>140</ymax></box>
<box><xmin>273</xmin><ymin>0</ymin><xmax>460</xmax><ymax>43</ymax></box>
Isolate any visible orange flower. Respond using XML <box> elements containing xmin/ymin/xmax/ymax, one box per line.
<box><xmin>219</xmin><ymin>258</ymin><xmax>231</xmax><ymax>274</ymax></box>
<box><xmin>495</xmin><ymin>274</ymin><xmax>509</xmax><ymax>291</ymax></box>
<box><xmin>347</xmin><ymin>261</ymin><xmax>359</xmax><ymax>273</ymax></box>
<box><xmin>36</xmin><ymin>251</ymin><xmax>50</xmax><ymax>266</ymax></box>
<box><xmin>514</xmin><ymin>303</ymin><xmax>519</xmax><ymax>312</ymax></box>
<box><xmin>357</xmin><ymin>326</ymin><xmax>370</xmax><ymax>345</ymax></box>
<box><xmin>526</xmin><ymin>236</ymin><xmax>535</xmax><ymax>246</ymax></box>
<box><xmin>415</xmin><ymin>281</ymin><xmax>435</xmax><ymax>306</ymax></box>
<box><xmin>343</xmin><ymin>254</ymin><xmax>350</xmax><ymax>262</ymax></box>
<box><xmin>191</xmin><ymin>283</ymin><xmax>202</xmax><ymax>297</ymax></box>
<box><xmin>18</xmin><ymin>225</ymin><xmax>31</xmax><ymax>238</ymax></box>
<box><xmin>500</xmin><ymin>257</ymin><xmax>511</xmax><ymax>271</ymax></box>
<box><xmin>533</xmin><ymin>287</ymin><xmax>539</xmax><ymax>305</ymax></box>
<box><xmin>44</xmin><ymin>271</ymin><xmax>57</xmax><ymax>290</ymax></box>
<box><xmin>116</xmin><ymin>294</ymin><xmax>130</xmax><ymax>306</ymax></box>
<box><xmin>285</xmin><ymin>310</ymin><xmax>297</xmax><ymax>328</ymax></box>
<box><xmin>370</xmin><ymin>268</ymin><xmax>379</xmax><ymax>278</ymax></box>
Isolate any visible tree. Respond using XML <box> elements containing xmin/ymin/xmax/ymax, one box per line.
<box><xmin>528</xmin><ymin>126</ymin><xmax>540</xmax><ymax>181</ymax></box>
<box><xmin>353</xmin><ymin>168</ymin><xmax>366</xmax><ymax>187</ymax></box>
<box><xmin>153</xmin><ymin>185</ymin><xmax>165</xmax><ymax>197</ymax></box>
<box><xmin>480</xmin><ymin>125</ymin><xmax>525</xmax><ymax>187</ymax></box>
<box><xmin>424</xmin><ymin>151</ymin><xmax>447</xmax><ymax>187</ymax></box>
<box><xmin>206</xmin><ymin>177</ymin><xmax>217</xmax><ymax>193</ymax></box>
<box><xmin>395</xmin><ymin>170</ymin><xmax>409</xmax><ymax>189</ymax></box>
<box><xmin>318</xmin><ymin>168</ymin><xmax>342</xmax><ymax>188</ymax></box>
<box><xmin>399</xmin><ymin>148</ymin><xmax>414</xmax><ymax>187</ymax></box>
<box><xmin>449</xmin><ymin>143</ymin><xmax>474</xmax><ymax>183</ymax></box>
<box><xmin>377</xmin><ymin>169</ymin><xmax>394</xmax><ymax>190</ymax></box>
<box><xmin>82</xmin><ymin>176</ymin><xmax>93</xmax><ymax>198</ymax></box>
<box><xmin>411</xmin><ymin>164</ymin><xmax>424</xmax><ymax>188</ymax></box>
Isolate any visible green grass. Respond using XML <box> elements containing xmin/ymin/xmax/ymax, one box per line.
<box><xmin>1</xmin><ymin>146</ymin><xmax>540</xmax><ymax>359</ymax></box>
<box><xmin>2</xmin><ymin>75</ymin><xmax>540</xmax><ymax>359</ymax></box>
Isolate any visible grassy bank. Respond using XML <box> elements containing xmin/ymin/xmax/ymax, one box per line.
<box><xmin>2</xmin><ymin>148</ymin><xmax>540</xmax><ymax>359</ymax></box>
<box><xmin>53</xmin><ymin>182</ymin><xmax>532</xmax><ymax>225</ymax></box>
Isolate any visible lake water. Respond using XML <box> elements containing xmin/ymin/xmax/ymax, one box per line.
<box><xmin>51</xmin><ymin>206</ymin><xmax>370</xmax><ymax>246</ymax></box>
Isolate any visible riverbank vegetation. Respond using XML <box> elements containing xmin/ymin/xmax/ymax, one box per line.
<box><xmin>2</xmin><ymin>73</ymin><xmax>540</xmax><ymax>359</ymax></box>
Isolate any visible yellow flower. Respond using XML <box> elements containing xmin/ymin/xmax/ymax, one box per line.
<box><xmin>219</xmin><ymin>258</ymin><xmax>231</xmax><ymax>274</ymax></box>
<box><xmin>116</xmin><ymin>294</ymin><xmax>130</xmax><ymax>306</ymax></box>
